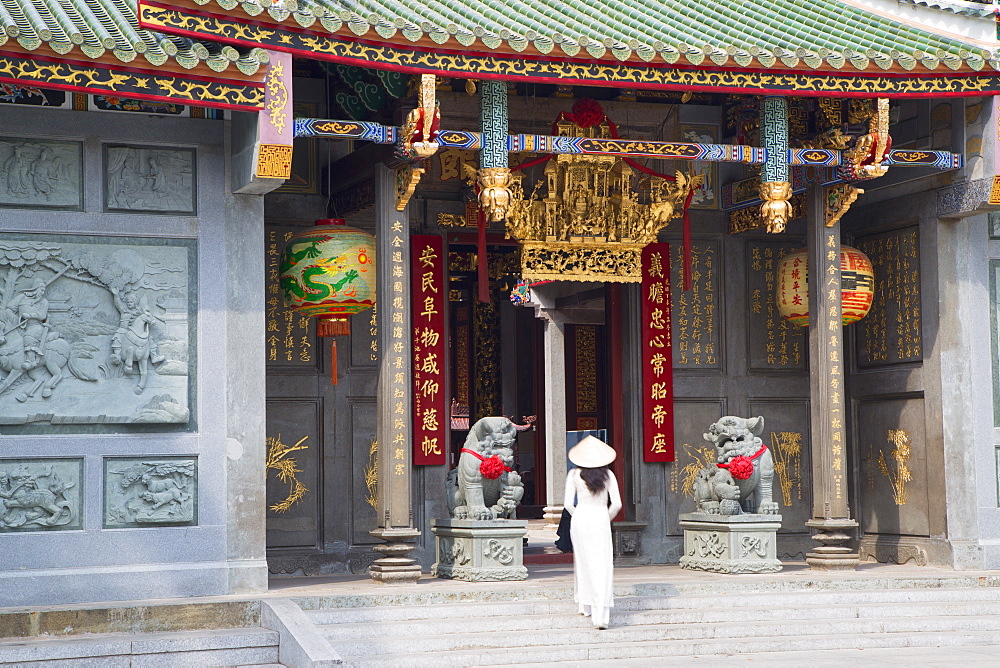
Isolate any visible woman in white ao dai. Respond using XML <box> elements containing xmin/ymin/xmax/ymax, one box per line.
<box><xmin>564</xmin><ymin>436</ymin><xmax>622</xmax><ymax>630</ymax></box>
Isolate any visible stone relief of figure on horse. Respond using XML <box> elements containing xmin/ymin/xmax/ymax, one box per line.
<box><xmin>0</xmin><ymin>240</ymin><xmax>189</xmax><ymax>423</ymax></box>
<box><xmin>108</xmin><ymin>287</ymin><xmax>166</xmax><ymax>394</ymax></box>
<box><xmin>0</xmin><ymin>277</ymin><xmax>97</xmax><ymax>402</ymax></box>
<box><xmin>106</xmin><ymin>459</ymin><xmax>195</xmax><ymax>526</ymax></box>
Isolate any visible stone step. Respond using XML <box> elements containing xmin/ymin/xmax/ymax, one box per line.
<box><xmin>342</xmin><ymin>629</ymin><xmax>1000</xmax><ymax>667</ymax></box>
<box><xmin>301</xmin><ymin>585</ymin><xmax>1000</xmax><ymax>624</ymax></box>
<box><xmin>314</xmin><ymin>597</ymin><xmax>1000</xmax><ymax>640</ymax></box>
<box><xmin>323</xmin><ymin>612</ymin><xmax>1000</xmax><ymax>658</ymax></box>
<box><xmin>0</xmin><ymin>626</ymin><xmax>279</xmax><ymax>666</ymax></box>
<box><xmin>291</xmin><ymin>572</ymin><xmax>1000</xmax><ymax>614</ymax></box>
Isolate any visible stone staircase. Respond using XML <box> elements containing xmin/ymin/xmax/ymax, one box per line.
<box><xmin>0</xmin><ymin>627</ymin><xmax>280</xmax><ymax>666</ymax></box>
<box><xmin>296</xmin><ymin>575</ymin><xmax>1000</xmax><ymax>666</ymax></box>
<box><xmin>0</xmin><ymin>598</ymin><xmax>288</xmax><ymax>667</ymax></box>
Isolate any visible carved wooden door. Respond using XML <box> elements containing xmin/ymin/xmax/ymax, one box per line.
<box><xmin>263</xmin><ymin>223</ymin><xmax>380</xmax><ymax>575</ymax></box>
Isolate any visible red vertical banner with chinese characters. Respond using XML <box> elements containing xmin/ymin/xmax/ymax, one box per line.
<box><xmin>411</xmin><ymin>235</ymin><xmax>447</xmax><ymax>465</ymax></box>
<box><xmin>642</xmin><ymin>243</ymin><xmax>675</xmax><ymax>462</ymax></box>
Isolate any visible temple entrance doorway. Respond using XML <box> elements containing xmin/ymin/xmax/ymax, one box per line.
<box><xmin>262</xmin><ymin>221</ymin><xmax>381</xmax><ymax>576</ymax></box>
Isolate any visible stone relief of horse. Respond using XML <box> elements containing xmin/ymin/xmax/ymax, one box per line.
<box><xmin>0</xmin><ymin>325</ymin><xmax>96</xmax><ymax>402</ymax></box>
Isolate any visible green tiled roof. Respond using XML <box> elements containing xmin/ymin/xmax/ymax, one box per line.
<box><xmin>0</xmin><ymin>0</ymin><xmax>267</xmax><ymax>74</ymax></box>
<box><xmin>185</xmin><ymin>0</ymin><xmax>997</xmax><ymax>73</ymax></box>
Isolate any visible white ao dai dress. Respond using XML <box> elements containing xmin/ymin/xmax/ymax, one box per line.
<box><xmin>564</xmin><ymin>467</ymin><xmax>622</xmax><ymax>629</ymax></box>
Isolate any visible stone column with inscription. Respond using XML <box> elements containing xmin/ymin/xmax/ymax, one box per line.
<box><xmin>805</xmin><ymin>184</ymin><xmax>860</xmax><ymax>570</ymax></box>
<box><xmin>369</xmin><ymin>164</ymin><xmax>421</xmax><ymax>584</ymax></box>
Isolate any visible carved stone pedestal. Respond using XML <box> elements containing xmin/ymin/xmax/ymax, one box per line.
<box><xmin>431</xmin><ymin>519</ymin><xmax>528</xmax><ymax>581</ymax></box>
<box><xmin>369</xmin><ymin>528</ymin><xmax>422</xmax><ymax>584</ymax></box>
<box><xmin>612</xmin><ymin>521</ymin><xmax>647</xmax><ymax>565</ymax></box>
<box><xmin>679</xmin><ymin>513</ymin><xmax>783</xmax><ymax>574</ymax></box>
<box><xmin>805</xmin><ymin>518</ymin><xmax>860</xmax><ymax>571</ymax></box>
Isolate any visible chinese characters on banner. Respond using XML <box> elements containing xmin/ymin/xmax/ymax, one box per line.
<box><xmin>411</xmin><ymin>235</ymin><xmax>446</xmax><ymax>466</ymax></box>
<box><xmin>642</xmin><ymin>243</ymin><xmax>675</xmax><ymax>462</ymax></box>
<box><xmin>749</xmin><ymin>243</ymin><xmax>804</xmax><ymax>370</ymax></box>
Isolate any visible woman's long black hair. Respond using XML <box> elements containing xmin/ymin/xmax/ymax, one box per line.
<box><xmin>578</xmin><ymin>465</ymin><xmax>609</xmax><ymax>494</ymax></box>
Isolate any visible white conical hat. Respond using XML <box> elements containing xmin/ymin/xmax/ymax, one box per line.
<box><xmin>568</xmin><ymin>435</ymin><xmax>616</xmax><ymax>468</ymax></box>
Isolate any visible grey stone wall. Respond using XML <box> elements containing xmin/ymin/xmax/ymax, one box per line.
<box><xmin>0</xmin><ymin>103</ymin><xmax>267</xmax><ymax>606</ymax></box>
<box><xmin>844</xmin><ymin>97</ymin><xmax>998</xmax><ymax>569</ymax></box>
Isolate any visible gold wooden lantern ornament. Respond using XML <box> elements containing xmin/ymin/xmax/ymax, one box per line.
<box><xmin>776</xmin><ymin>246</ymin><xmax>874</xmax><ymax>327</ymax></box>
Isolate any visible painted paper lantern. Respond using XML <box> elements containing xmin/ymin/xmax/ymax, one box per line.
<box><xmin>776</xmin><ymin>246</ymin><xmax>874</xmax><ymax>327</ymax></box>
<box><xmin>280</xmin><ymin>219</ymin><xmax>375</xmax><ymax>337</ymax></box>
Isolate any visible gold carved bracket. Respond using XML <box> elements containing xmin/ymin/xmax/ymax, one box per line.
<box><xmin>400</xmin><ymin>74</ymin><xmax>440</xmax><ymax>160</ymax></box>
<box><xmin>477</xmin><ymin>166</ymin><xmax>513</xmax><ymax>223</ymax></box>
<box><xmin>395</xmin><ymin>163</ymin><xmax>425</xmax><ymax>211</ymax></box>
<box><xmin>825</xmin><ymin>184</ymin><xmax>864</xmax><ymax>227</ymax></box>
<box><xmin>394</xmin><ymin>75</ymin><xmax>439</xmax><ymax>210</ymax></box>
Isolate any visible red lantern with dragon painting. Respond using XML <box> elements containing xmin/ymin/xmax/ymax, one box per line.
<box><xmin>776</xmin><ymin>246</ymin><xmax>874</xmax><ymax>327</ymax></box>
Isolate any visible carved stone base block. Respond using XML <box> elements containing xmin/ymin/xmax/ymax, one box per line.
<box><xmin>805</xmin><ymin>518</ymin><xmax>860</xmax><ymax>571</ymax></box>
<box><xmin>679</xmin><ymin>513</ymin><xmax>783</xmax><ymax>574</ymax></box>
<box><xmin>612</xmin><ymin>521</ymin><xmax>647</xmax><ymax>565</ymax></box>
<box><xmin>859</xmin><ymin>535</ymin><xmax>956</xmax><ymax>568</ymax></box>
<box><xmin>431</xmin><ymin>518</ymin><xmax>528</xmax><ymax>581</ymax></box>
<box><xmin>369</xmin><ymin>528</ymin><xmax>422</xmax><ymax>585</ymax></box>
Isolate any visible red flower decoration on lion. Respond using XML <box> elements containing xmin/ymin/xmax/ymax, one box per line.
<box><xmin>726</xmin><ymin>455</ymin><xmax>755</xmax><ymax>480</ymax></box>
<box><xmin>479</xmin><ymin>455</ymin><xmax>508</xmax><ymax>480</ymax></box>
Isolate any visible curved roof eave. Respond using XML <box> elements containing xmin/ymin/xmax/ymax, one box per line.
<box><xmin>139</xmin><ymin>0</ymin><xmax>1000</xmax><ymax>79</ymax></box>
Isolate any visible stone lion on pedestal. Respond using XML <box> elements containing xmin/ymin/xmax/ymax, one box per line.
<box><xmin>447</xmin><ymin>416</ymin><xmax>524</xmax><ymax>520</ymax></box>
<box><xmin>694</xmin><ymin>415</ymin><xmax>779</xmax><ymax>515</ymax></box>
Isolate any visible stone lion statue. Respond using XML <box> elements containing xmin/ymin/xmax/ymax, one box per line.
<box><xmin>447</xmin><ymin>416</ymin><xmax>524</xmax><ymax>520</ymax></box>
<box><xmin>694</xmin><ymin>415</ymin><xmax>779</xmax><ymax>515</ymax></box>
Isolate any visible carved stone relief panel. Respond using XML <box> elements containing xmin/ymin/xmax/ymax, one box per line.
<box><xmin>856</xmin><ymin>396</ymin><xmax>930</xmax><ymax>536</ymax></box>
<box><xmin>0</xmin><ymin>137</ymin><xmax>82</xmax><ymax>210</ymax></box>
<box><xmin>990</xmin><ymin>259</ymin><xmax>1000</xmax><ymax>428</ymax></box>
<box><xmin>0</xmin><ymin>233</ymin><xmax>192</xmax><ymax>427</ymax></box>
<box><xmin>104</xmin><ymin>456</ymin><xmax>197</xmax><ymax>528</ymax></box>
<box><xmin>0</xmin><ymin>457</ymin><xmax>83</xmax><ymax>532</ymax></box>
<box><xmin>104</xmin><ymin>145</ymin><xmax>196</xmax><ymax>214</ymax></box>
